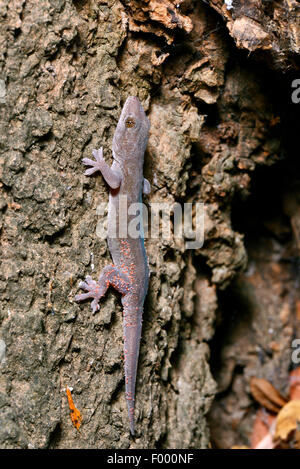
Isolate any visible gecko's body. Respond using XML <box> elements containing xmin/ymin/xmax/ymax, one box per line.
<box><xmin>75</xmin><ymin>96</ymin><xmax>150</xmax><ymax>435</ymax></box>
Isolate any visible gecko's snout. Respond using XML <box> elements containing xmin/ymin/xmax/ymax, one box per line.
<box><xmin>126</xmin><ymin>96</ymin><xmax>139</xmax><ymax>105</ymax></box>
<box><xmin>125</xmin><ymin>96</ymin><xmax>139</xmax><ymax>107</ymax></box>
<box><xmin>123</xmin><ymin>96</ymin><xmax>146</xmax><ymax>121</ymax></box>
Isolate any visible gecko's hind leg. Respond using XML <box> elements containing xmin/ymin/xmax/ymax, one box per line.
<box><xmin>75</xmin><ymin>265</ymin><xmax>131</xmax><ymax>313</ymax></box>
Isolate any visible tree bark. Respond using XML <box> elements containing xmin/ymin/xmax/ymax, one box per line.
<box><xmin>0</xmin><ymin>0</ymin><xmax>299</xmax><ymax>449</ymax></box>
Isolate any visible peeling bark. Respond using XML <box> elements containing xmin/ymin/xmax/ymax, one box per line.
<box><xmin>0</xmin><ymin>0</ymin><xmax>299</xmax><ymax>449</ymax></box>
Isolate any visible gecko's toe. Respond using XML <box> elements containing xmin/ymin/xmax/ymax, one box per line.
<box><xmin>84</xmin><ymin>167</ymin><xmax>98</xmax><ymax>176</ymax></box>
<box><xmin>82</xmin><ymin>152</ymin><xmax>103</xmax><ymax>175</ymax></box>
<box><xmin>92</xmin><ymin>148</ymin><xmax>103</xmax><ymax>161</ymax></box>
<box><xmin>84</xmin><ymin>276</ymin><xmax>97</xmax><ymax>286</ymax></box>
<box><xmin>78</xmin><ymin>278</ymin><xmax>99</xmax><ymax>292</ymax></box>
<box><xmin>74</xmin><ymin>292</ymin><xmax>92</xmax><ymax>302</ymax></box>
<box><xmin>91</xmin><ymin>299</ymin><xmax>100</xmax><ymax>313</ymax></box>
<box><xmin>82</xmin><ymin>157</ymin><xmax>96</xmax><ymax>166</ymax></box>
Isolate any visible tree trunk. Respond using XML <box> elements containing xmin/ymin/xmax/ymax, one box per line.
<box><xmin>0</xmin><ymin>0</ymin><xmax>299</xmax><ymax>449</ymax></box>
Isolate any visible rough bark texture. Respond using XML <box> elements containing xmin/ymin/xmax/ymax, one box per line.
<box><xmin>0</xmin><ymin>0</ymin><xmax>299</xmax><ymax>449</ymax></box>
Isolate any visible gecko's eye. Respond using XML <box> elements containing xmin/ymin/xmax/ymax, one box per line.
<box><xmin>125</xmin><ymin>117</ymin><xmax>135</xmax><ymax>128</ymax></box>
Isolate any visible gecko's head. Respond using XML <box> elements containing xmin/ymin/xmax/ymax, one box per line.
<box><xmin>113</xmin><ymin>96</ymin><xmax>150</xmax><ymax>161</ymax></box>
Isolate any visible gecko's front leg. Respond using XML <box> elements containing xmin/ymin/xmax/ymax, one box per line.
<box><xmin>76</xmin><ymin>148</ymin><xmax>125</xmax><ymax>312</ymax></box>
<box><xmin>75</xmin><ymin>265</ymin><xmax>131</xmax><ymax>313</ymax></box>
<box><xmin>82</xmin><ymin>148</ymin><xmax>121</xmax><ymax>189</ymax></box>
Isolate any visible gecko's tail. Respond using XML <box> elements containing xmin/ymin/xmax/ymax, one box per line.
<box><xmin>123</xmin><ymin>307</ymin><xmax>143</xmax><ymax>436</ymax></box>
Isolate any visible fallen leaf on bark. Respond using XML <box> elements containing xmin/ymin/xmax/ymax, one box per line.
<box><xmin>249</xmin><ymin>368</ymin><xmax>300</xmax><ymax>449</ymax></box>
<box><xmin>66</xmin><ymin>386</ymin><xmax>82</xmax><ymax>431</ymax></box>
<box><xmin>250</xmin><ymin>377</ymin><xmax>287</xmax><ymax>413</ymax></box>
<box><xmin>274</xmin><ymin>400</ymin><xmax>300</xmax><ymax>449</ymax></box>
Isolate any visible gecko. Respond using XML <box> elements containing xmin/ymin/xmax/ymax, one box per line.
<box><xmin>75</xmin><ymin>96</ymin><xmax>150</xmax><ymax>435</ymax></box>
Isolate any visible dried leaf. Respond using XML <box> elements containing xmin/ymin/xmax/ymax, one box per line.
<box><xmin>250</xmin><ymin>377</ymin><xmax>287</xmax><ymax>413</ymax></box>
<box><xmin>66</xmin><ymin>386</ymin><xmax>82</xmax><ymax>431</ymax></box>
<box><xmin>274</xmin><ymin>400</ymin><xmax>300</xmax><ymax>449</ymax></box>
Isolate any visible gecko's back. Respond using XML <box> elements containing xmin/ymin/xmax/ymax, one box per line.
<box><xmin>76</xmin><ymin>96</ymin><xmax>150</xmax><ymax>435</ymax></box>
<box><xmin>109</xmin><ymin>97</ymin><xmax>150</xmax><ymax>434</ymax></box>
